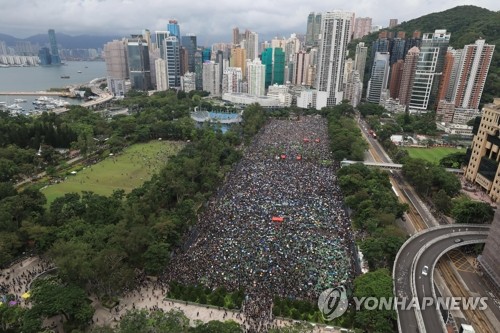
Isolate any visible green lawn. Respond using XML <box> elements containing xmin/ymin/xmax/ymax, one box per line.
<box><xmin>42</xmin><ymin>140</ymin><xmax>184</xmax><ymax>204</ymax></box>
<box><xmin>404</xmin><ymin>147</ymin><xmax>464</xmax><ymax>165</ymax></box>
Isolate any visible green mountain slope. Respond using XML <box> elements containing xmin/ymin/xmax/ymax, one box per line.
<box><xmin>350</xmin><ymin>5</ymin><xmax>500</xmax><ymax>106</ymax></box>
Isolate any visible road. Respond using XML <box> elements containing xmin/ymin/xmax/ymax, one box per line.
<box><xmin>393</xmin><ymin>225</ymin><xmax>490</xmax><ymax>333</ymax></box>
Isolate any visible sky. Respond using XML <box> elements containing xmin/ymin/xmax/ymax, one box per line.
<box><xmin>1</xmin><ymin>0</ymin><xmax>499</xmax><ymax>45</ymax></box>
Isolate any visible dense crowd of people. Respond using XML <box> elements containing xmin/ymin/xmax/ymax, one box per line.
<box><xmin>167</xmin><ymin>116</ymin><xmax>357</xmax><ymax>331</ymax></box>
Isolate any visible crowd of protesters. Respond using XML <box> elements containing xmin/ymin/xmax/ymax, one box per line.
<box><xmin>167</xmin><ymin>116</ymin><xmax>357</xmax><ymax>331</ymax></box>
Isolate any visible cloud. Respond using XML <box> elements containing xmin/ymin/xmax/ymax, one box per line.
<box><xmin>0</xmin><ymin>0</ymin><xmax>499</xmax><ymax>44</ymax></box>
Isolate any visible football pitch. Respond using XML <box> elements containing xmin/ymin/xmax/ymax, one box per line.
<box><xmin>404</xmin><ymin>147</ymin><xmax>463</xmax><ymax>164</ymax></box>
<box><xmin>42</xmin><ymin>141</ymin><xmax>184</xmax><ymax>204</ymax></box>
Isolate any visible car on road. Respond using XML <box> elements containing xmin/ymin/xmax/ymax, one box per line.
<box><xmin>454</xmin><ymin>238</ymin><xmax>463</xmax><ymax>243</ymax></box>
<box><xmin>422</xmin><ymin>265</ymin><xmax>429</xmax><ymax>276</ymax></box>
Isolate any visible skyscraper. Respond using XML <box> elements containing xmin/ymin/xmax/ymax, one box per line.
<box><xmin>453</xmin><ymin>39</ymin><xmax>495</xmax><ymax>110</ymax></box>
<box><xmin>261</xmin><ymin>48</ymin><xmax>273</xmax><ymax>87</ymax></box>
<box><xmin>366</xmin><ymin>52</ymin><xmax>390</xmax><ymax>103</ymax></box>
<box><xmin>155</xmin><ymin>58</ymin><xmax>168</xmax><ymax>91</ymax></box>
<box><xmin>315</xmin><ymin>10</ymin><xmax>354</xmax><ymax>109</ymax></box>
<box><xmin>353</xmin><ymin>17</ymin><xmax>372</xmax><ymax>40</ymax></box>
<box><xmin>202</xmin><ymin>61</ymin><xmax>221</xmax><ymax>96</ymax></box>
<box><xmin>354</xmin><ymin>42</ymin><xmax>368</xmax><ymax>82</ymax></box>
<box><xmin>390</xmin><ymin>38</ymin><xmax>406</xmax><ymax>66</ymax></box>
<box><xmin>194</xmin><ymin>51</ymin><xmax>203</xmax><ymax>90</ymax></box>
<box><xmin>181</xmin><ymin>34</ymin><xmax>197</xmax><ymax>73</ymax></box>
<box><xmin>222</xmin><ymin>67</ymin><xmax>243</xmax><ymax>93</ymax></box>
<box><xmin>155</xmin><ymin>31</ymin><xmax>170</xmax><ymax>59</ymax></box>
<box><xmin>127</xmin><ymin>36</ymin><xmax>151</xmax><ymax>91</ymax></box>
<box><xmin>273</xmin><ymin>48</ymin><xmax>285</xmax><ymax>85</ymax></box>
<box><xmin>167</xmin><ymin>20</ymin><xmax>180</xmax><ymax>41</ymax></box>
<box><xmin>409</xmin><ymin>29</ymin><xmax>450</xmax><ymax>112</ymax></box>
<box><xmin>246</xmin><ymin>32</ymin><xmax>259</xmax><ymax>61</ymax></box>
<box><xmin>305</xmin><ymin>12</ymin><xmax>322</xmax><ymax>47</ymax></box>
<box><xmin>230</xmin><ymin>47</ymin><xmax>246</xmax><ymax>77</ymax></box>
<box><xmin>247</xmin><ymin>58</ymin><xmax>266</xmax><ymax>96</ymax></box>
<box><xmin>48</xmin><ymin>29</ymin><xmax>61</xmax><ymax>65</ymax></box>
<box><xmin>164</xmin><ymin>36</ymin><xmax>181</xmax><ymax>88</ymax></box>
<box><xmin>292</xmin><ymin>51</ymin><xmax>310</xmax><ymax>86</ymax></box>
<box><xmin>232</xmin><ymin>27</ymin><xmax>240</xmax><ymax>45</ymax></box>
<box><xmin>388</xmin><ymin>59</ymin><xmax>404</xmax><ymax>99</ymax></box>
<box><xmin>389</xmin><ymin>19</ymin><xmax>398</xmax><ymax>28</ymax></box>
<box><xmin>398</xmin><ymin>46</ymin><xmax>420</xmax><ymax>106</ymax></box>
<box><xmin>104</xmin><ymin>39</ymin><xmax>129</xmax><ymax>96</ymax></box>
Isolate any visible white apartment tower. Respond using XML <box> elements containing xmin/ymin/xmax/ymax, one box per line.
<box><xmin>247</xmin><ymin>58</ymin><xmax>266</xmax><ymax>96</ymax></box>
<box><xmin>223</xmin><ymin>67</ymin><xmax>243</xmax><ymax>93</ymax></box>
<box><xmin>315</xmin><ymin>10</ymin><xmax>354</xmax><ymax>109</ymax></box>
<box><xmin>104</xmin><ymin>39</ymin><xmax>129</xmax><ymax>96</ymax></box>
<box><xmin>202</xmin><ymin>61</ymin><xmax>221</xmax><ymax>97</ymax></box>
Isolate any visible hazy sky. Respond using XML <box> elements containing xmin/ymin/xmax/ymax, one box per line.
<box><xmin>1</xmin><ymin>0</ymin><xmax>499</xmax><ymax>45</ymax></box>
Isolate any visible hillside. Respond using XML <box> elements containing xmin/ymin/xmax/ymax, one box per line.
<box><xmin>349</xmin><ymin>5</ymin><xmax>500</xmax><ymax>106</ymax></box>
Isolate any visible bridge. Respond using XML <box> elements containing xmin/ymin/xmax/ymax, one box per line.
<box><xmin>340</xmin><ymin>160</ymin><xmax>464</xmax><ymax>174</ymax></box>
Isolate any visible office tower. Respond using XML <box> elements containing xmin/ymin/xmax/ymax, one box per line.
<box><xmin>247</xmin><ymin>58</ymin><xmax>266</xmax><ymax>96</ymax></box>
<box><xmin>389</xmin><ymin>59</ymin><xmax>404</xmax><ymax>99</ymax></box>
<box><xmin>398</xmin><ymin>46</ymin><xmax>420</xmax><ymax>106</ymax></box>
<box><xmin>164</xmin><ymin>36</ymin><xmax>181</xmax><ymax>88</ymax></box>
<box><xmin>143</xmin><ymin>29</ymin><xmax>152</xmax><ymax>50</ymax></box>
<box><xmin>222</xmin><ymin>67</ymin><xmax>243</xmax><ymax>93</ymax></box>
<box><xmin>292</xmin><ymin>51</ymin><xmax>310</xmax><ymax>86</ymax></box>
<box><xmin>390</xmin><ymin>38</ymin><xmax>406</xmax><ymax>65</ymax></box>
<box><xmin>246</xmin><ymin>32</ymin><xmax>259</xmax><ymax>61</ymax></box>
<box><xmin>155</xmin><ymin>58</ymin><xmax>168</xmax><ymax>90</ymax></box>
<box><xmin>478</xmin><ymin>208</ymin><xmax>500</xmax><ymax>289</ymax></box>
<box><xmin>127</xmin><ymin>36</ymin><xmax>151</xmax><ymax>91</ymax></box>
<box><xmin>48</xmin><ymin>29</ymin><xmax>61</xmax><ymax>65</ymax></box>
<box><xmin>366</xmin><ymin>52</ymin><xmax>390</xmax><ymax>103</ymax></box>
<box><xmin>202</xmin><ymin>48</ymin><xmax>211</xmax><ymax>62</ymax></box>
<box><xmin>233</xmin><ymin>27</ymin><xmax>240</xmax><ymax>45</ymax></box>
<box><xmin>155</xmin><ymin>31</ymin><xmax>170</xmax><ymax>59</ymax></box>
<box><xmin>315</xmin><ymin>10</ymin><xmax>354</xmax><ymax>109</ymax></box>
<box><xmin>230</xmin><ymin>47</ymin><xmax>246</xmax><ymax>77</ymax></box>
<box><xmin>371</xmin><ymin>34</ymin><xmax>389</xmax><ymax>60</ymax></box>
<box><xmin>408</xmin><ymin>29</ymin><xmax>450</xmax><ymax>112</ymax></box>
<box><xmin>104</xmin><ymin>39</ymin><xmax>129</xmax><ymax>96</ymax></box>
<box><xmin>273</xmin><ymin>48</ymin><xmax>285</xmax><ymax>85</ymax></box>
<box><xmin>194</xmin><ymin>51</ymin><xmax>203</xmax><ymax>90</ymax></box>
<box><xmin>181</xmin><ymin>34</ymin><xmax>197</xmax><ymax>73</ymax></box>
<box><xmin>354</xmin><ymin>42</ymin><xmax>368</xmax><ymax>82</ymax></box>
<box><xmin>202</xmin><ymin>61</ymin><xmax>221</xmax><ymax>96</ymax></box>
<box><xmin>261</xmin><ymin>48</ymin><xmax>273</xmax><ymax>87</ymax></box>
<box><xmin>353</xmin><ymin>17</ymin><xmax>372</xmax><ymax>40</ymax></box>
<box><xmin>453</xmin><ymin>39</ymin><xmax>495</xmax><ymax>110</ymax></box>
<box><xmin>305</xmin><ymin>12</ymin><xmax>322</xmax><ymax>47</ymax></box>
<box><xmin>38</xmin><ymin>47</ymin><xmax>52</xmax><ymax>66</ymax></box>
<box><xmin>215</xmin><ymin>50</ymin><xmax>225</xmax><ymax>94</ymax></box>
<box><xmin>181</xmin><ymin>72</ymin><xmax>196</xmax><ymax>93</ymax></box>
<box><xmin>167</xmin><ymin>20</ymin><xmax>180</xmax><ymax>41</ymax></box>
<box><xmin>465</xmin><ymin>98</ymin><xmax>500</xmax><ymax>202</ymax></box>
<box><xmin>389</xmin><ymin>19</ymin><xmax>398</xmax><ymax>28</ymax></box>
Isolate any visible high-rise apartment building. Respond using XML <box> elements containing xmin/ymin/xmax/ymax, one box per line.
<box><xmin>344</xmin><ymin>70</ymin><xmax>363</xmax><ymax>107</ymax></box>
<box><xmin>48</xmin><ymin>29</ymin><xmax>61</xmax><ymax>65</ymax></box>
<box><xmin>203</xmin><ymin>61</ymin><xmax>221</xmax><ymax>96</ymax></box>
<box><xmin>181</xmin><ymin>72</ymin><xmax>196</xmax><ymax>93</ymax></box>
<box><xmin>408</xmin><ymin>29</ymin><xmax>450</xmax><ymax>112</ymax></box>
<box><xmin>292</xmin><ymin>51</ymin><xmax>310</xmax><ymax>86</ymax></box>
<box><xmin>354</xmin><ymin>42</ymin><xmax>368</xmax><ymax>82</ymax></box>
<box><xmin>167</xmin><ymin>20</ymin><xmax>180</xmax><ymax>42</ymax></box>
<box><xmin>389</xmin><ymin>19</ymin><xmax>398</xmax><ymax>28</ymax></box>
<box><xmin>104</xmin><ymin>39</ymin><xmax>128</xmax><ymax>96</ymax></box>
<box><xmin>246</xmin><ymin>32</ymin><xmax>259</xmax><ymax>61</ymax></box>
<box><xmin>155</xmin><ymin>58</ymin><xmax>168</xmax><ymax>91</ymax></box>
<box><xmin>273</xmin><ymin>48</ymin><xmax>285</xmax><ymax>85</ymax></box>
<box><xmin>388</xmin><ymin>59</ymin><xmax>404</xmax><ymax>99</ymax></box>
<box><xmin>465</xmin><ymin>98</ymin><xmax>500</xmax><ymax>201</ymax></box>
<box><xmin>353</xmin><ymin>17</ymin><xmax>372</xmax><ymax>40</ymax></box>
<box><xmin>398</xmin><ymin>46</ymin><xmax>420</xmax><ymax>106</ymax></box>
<box><xmin>0</xmin><ymin>41</ymin><xmax>7</xmax><ymax>55</ymax></box>
<box><xmin>222</xmin><ymin>67</ymin><xmax>243</xmax><ymax>93</ymax></box>
<box><xmin>305</xmin><ymin>12</ymin><xmax>322</xmax><ymax>47</ymax></box>
<box><xmin>230</xmin><ymin>47</ymin><xmax>246</xmax><ymax>77</ymax></box>
<box><xmin>453</xmin><ymin>39</ymin><xmax>495</xmax><ymax>110</ymax></box>
<box><xmin>315</xmin><ymin>10</ymin><xmax>354</xmax><ymax>109</ymax></box>
<box><xmin>247</xmin><ymin>58</ymin><xmax>266</xmax><ymax>96</ymax></box>
<box><xmin>366</xmin><ymin>52</ymin><xmax>390</xmax><ymax>103</ymax></box>
<box><xmin>232</xmin><ymin>27</ymin><xmax>240</xmax><ymax>45</ymax></box>
<box><xmin>164</xmin><ymin>36</ymin><xmax>181</xmax><ymax>88</ymax></box>
<box><xmin>194</xmin><ymin>51</ymin><xmax>203</xmax><ymax>90</ymax></box>
<box><xmin>127</xmin><ymin>36</ymin><xmax>151</xmax><ymax>91</ymax></box>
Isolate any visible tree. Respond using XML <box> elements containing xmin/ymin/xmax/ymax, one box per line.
<box><xmin>353</xmin><ymin>269</ymin><xmax>396</xmax><ymax>333</ymax></box>
<box><xmin>0</xmin><ymin>158</ymin><xmax>19</xmax><ymax>182</ymax></box>
<box><xmin>190</xmin><ymin>320</ymin><xmax>243</xmax><ymax>333</ymax></box>
<box><xmin>359</xmin><ymin>235</ymin><xmax>405</xmax><ymax>270</ymax></box>
<box><xmin>439</xmin><ymin>152</ymin><xmax>467</xmax><ymax>168</ymax></box>
<box><xmin>451</xmin><ymin>197</ymin><xmax>494</xmax><ymax>224</ymax></box>
<box><xmin>402</xmin><ymin>158</ymin><xmax>432</xmax><ymax>195</ymax></box>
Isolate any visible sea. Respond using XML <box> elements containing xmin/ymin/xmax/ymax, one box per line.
<box><xmin>0</xmin><ymin>61</ymin><xmax>106</xmax><ymax>113</ymax></box>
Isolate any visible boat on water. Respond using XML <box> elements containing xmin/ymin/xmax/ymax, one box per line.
<box><xmin>7</xmin><ymin>104</ymin><xmax>24</xmax><ymax>111</ymax></box>
<box><xmin>61</xmin><ymin>75</ymin><xmax>70</xmax><ymax>79</ymax></box>
<box><xmin>77</xmin><ymin>70</ymin><xmax>82</xmax><ymax>73</ymax></box>
<box><xmin>13</xmin><ymin>98</ymin><xmax>27</xmax><ymax>103</ymax></box>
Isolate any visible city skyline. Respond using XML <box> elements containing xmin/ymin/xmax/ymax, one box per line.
<box><xmin>1</xmin><ymin>1</ymin><xmax>499</xmax><ymax>45</ymax></box>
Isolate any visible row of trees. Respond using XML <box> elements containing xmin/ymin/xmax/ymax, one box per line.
<box><xmin>167</xmin><ymin>282</ymin><xmax>245</xmax><ymax>310</ymax></box>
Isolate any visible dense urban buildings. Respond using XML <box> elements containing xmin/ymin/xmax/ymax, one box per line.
<box><xmin>353</xmin><ymin>17</ymin><xmax>372</xmax><ymax>40</ymax></box>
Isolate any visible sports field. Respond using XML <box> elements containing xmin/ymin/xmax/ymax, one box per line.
<box><xmin>404</xmin><ymin>147</ymin><xmax>464</xmax><ymax>164</ymax></box>
<box><xmin>42</xmin><ymin>141</ymin><xmax>184</xmax><ymax>204</ymax></box>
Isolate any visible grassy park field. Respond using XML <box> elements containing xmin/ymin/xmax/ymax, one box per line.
<box><xmin>404</xmin><ymin>146</ymin><xmax>464</xmax><ymax>164</ymax></box>
<box><xmin>42</xmin><ymin>140</ymin><xmax>184</xmax><ymax>204</ymax></box>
